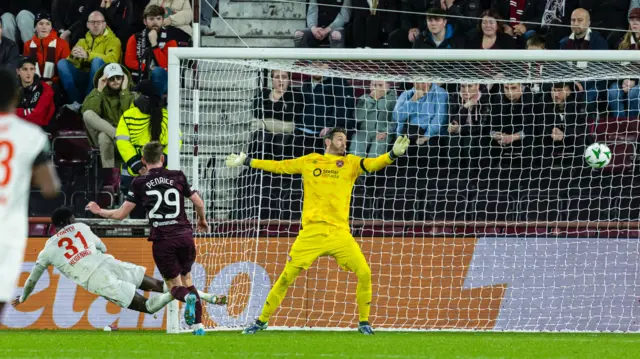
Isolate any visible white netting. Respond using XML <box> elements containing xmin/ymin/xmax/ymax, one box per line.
<box><xmin>171</xmin><ymin>51</ymin><xmax>640</xmax><ymax>332</ymax></box>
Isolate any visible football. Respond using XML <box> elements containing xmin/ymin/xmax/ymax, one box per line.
<box><xmin>584</xmin><ymin>143</ymin><xmax>612</xmax><ymax>169</ymax></box>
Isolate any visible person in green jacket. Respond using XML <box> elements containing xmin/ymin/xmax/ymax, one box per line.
<box><xmin>82</xmin><ymin>62</ymin><xmax>136</xmax><ymax>168</ymax></box>
<box><xmin>349</xmin><ymin>80</ymin><xmax>397</xmax><ymax>158</ymax></box>
<box><xmin>57</xmin><ymin>11</ymin><xmax>122</xmax><ymax>111</ymax></box>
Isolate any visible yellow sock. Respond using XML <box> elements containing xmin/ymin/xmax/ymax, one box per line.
<box><xmin>258</xmin><ymin>263</ymin><xmax>303</xmax><ymax>323</ymax></box>
<box><xmin>355</xmin><ymin>266</ymin><xmax>372</xmax><ymax>323</ymax></box>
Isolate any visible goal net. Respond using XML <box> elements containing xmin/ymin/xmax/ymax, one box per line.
<box><xmin>167</xmin><ymin>48</ymin><xmax>640</xmax><ymax>333</ymax></box>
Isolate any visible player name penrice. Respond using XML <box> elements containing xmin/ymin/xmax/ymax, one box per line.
<box><xmin>145</xmin><ymin>177</ymin><xmax>174</xmax><ymax>189</ymax></box>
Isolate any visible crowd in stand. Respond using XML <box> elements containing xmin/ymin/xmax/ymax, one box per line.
<box><xmin>0</xmin><ymin>0</ymin><xmax>193</xmax><ymax>214</ymax></box>
<box><xmin>1</xmin><ymin>0</ymin><xmax>639</xmax><ymax>218</ymax></box>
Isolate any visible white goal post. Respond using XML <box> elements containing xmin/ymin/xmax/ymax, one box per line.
<box><xmin>166</xmin><ymin>48</ymin><xmax>640</xmax><ymax>333</ymax></box>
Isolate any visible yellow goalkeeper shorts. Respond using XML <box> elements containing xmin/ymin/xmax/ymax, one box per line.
<box><xmin>287</xmin><ymin>226</ymin><xmax>369</xmax><ymax>272</ymax></box>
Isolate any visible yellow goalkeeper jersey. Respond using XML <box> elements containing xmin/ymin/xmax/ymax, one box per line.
<box><xmin>251</xmin><ymin>152</ymin><xmax>394</xmax><ymax>231</ymax></box>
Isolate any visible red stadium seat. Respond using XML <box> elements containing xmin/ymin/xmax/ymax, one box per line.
<box><xmin>595</xmin><ymin>117</ymin><xmax>640</xmax><ymax>143</ymax></box>
<box><xmin>602</xmin><ymin>142</ymin><xmax>635</xmax><ymax>173</ymax></box>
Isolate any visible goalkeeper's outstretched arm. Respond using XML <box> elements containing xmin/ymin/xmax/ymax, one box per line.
<box><xmin>225</xmin><ymin>152</ymin><xmax>305</xmax><ymax>174</ymax></box>
<box><xmin>360</xmin><ymin>136</ymin><xmax>410</xmax><ymax>173</ymax></box>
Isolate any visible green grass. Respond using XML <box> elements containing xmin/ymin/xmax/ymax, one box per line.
<box><xmin>1</xmin><ymin>330</ymin><xmax>640</xmax><ymax>359</ymax></box>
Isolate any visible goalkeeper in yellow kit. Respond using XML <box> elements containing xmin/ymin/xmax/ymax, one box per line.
<box><xmin>226</xmin><ymin>128</ymin><xmax>410</xmax><ymax>335</ymax></box>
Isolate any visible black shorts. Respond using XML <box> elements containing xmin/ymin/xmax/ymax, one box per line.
<box><xmin>152</xmin><ymin>236</ymin><xmax>196</xmax><ymax>280</ymax></box>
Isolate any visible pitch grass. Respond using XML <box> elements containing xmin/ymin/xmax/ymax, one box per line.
<box><xmin>1</xmin><ymin>330</ymin><xmax>640</xmax><ymax>359</ymax></box>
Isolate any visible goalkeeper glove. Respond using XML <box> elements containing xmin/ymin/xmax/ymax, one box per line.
<box><xmin>390</xmin><ymin>135</ymin><xmax>410</xmax><ymax>158</ymax></box>
<box><xmin>226</xmin><ymin>152</ymin><xmax>248</xmax><ymax>168</ymax></box>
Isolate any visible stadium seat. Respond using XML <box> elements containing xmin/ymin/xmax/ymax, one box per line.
<box><xmin>374</xmin><ymin>189</ymin><xmax>427</xmax><ymax>221</ymax></box>
<box><xmin>613</xmin><ymin>193</ymin><xmax>640</xmax><ymax>221</ymax></box>
<box><xmin>601</xmin><ymin>142</ymin><xmax>635</xmax><ymax>174</ymax></box>
<box><xmin>424</xmin><ymin>190</ymin><xmax>467</xmax><ymax>221</ymax></box>
<box><xmin>468</xmin><ymin>191</ymin><xmax>516</xmax><ymax>222</ymax></box>
<box><xmin>52</xmin><ymin>131</ymin><xmax>93</xmax><ymax>167</ymax></box>
<box><xmin>28</xmin><ymin>190</ymin><xmax>66</xmax><ymax>217</ymax></box>
<box><xmin>595</xmin><ymin>117</ymin><xmax>640</xmax><ymax>143</ymax></box>
<box><xmin>518</xmin><ymin>194</ymin><xmax>566</xmax><ymax>222</ymax></box>
<box><xmin>567</xmin><ymin>195</ymin><xmax>615</xmax><ymax>221</ymax></box>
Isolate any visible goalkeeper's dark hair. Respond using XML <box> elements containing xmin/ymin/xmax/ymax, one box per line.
<box><xmin>0</xmin><ymin>67</ymin><xmax>19</xmax><ymax>112</ymax></box>
<box><xmin>142</xmin><ymin>141</ymin><xmax>164</xmax><ymax>165</ymax></box>
<box><xmin>324</xmin><ymin>127</ymin><xmax>347</xmax><ymax>141</ymax></box>
<box><xmin>51</xmin><ymin>207</ymin><xmax>75</xmax><ymax>227</ymax></box>
<box><xmin>133</xmin><ymin>80</ymin><xmax>165</xmax><ymax>142</ymax></box>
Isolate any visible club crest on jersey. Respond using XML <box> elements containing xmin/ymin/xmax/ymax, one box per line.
<box><xmin>336</xmin><ymin>160</ymin><xmax>344</xmax><ymax>168</ymax></box>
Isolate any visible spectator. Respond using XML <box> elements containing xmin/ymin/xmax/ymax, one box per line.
<box><xmin>391</xmin><ymin>81</ymin><xmax>448</xmax><ymax>172</ymax></box>
<box><xmin>487</xmin><ymin>83</ymin><xmax>536</xmax><ymax>189</ymax></box>
<box><xmin>349</xmin><ymin>80</ymin><xmax>397</xmax><ymax>158</ymax></box>
<box><xmin>294</xmin><ymin>63</ymin><xmax>354</xmax><ymax>156</ymax></box>
<box><xmin>124</xmin><ymin>5</ymin><xmax>176</xmax><ymax>96</ymax></box>
<box><xmin>447</xmin><ymin>83</ymin><xmax>491</xmax><ymax>174</ymax></box>
<box><xmin>59</xmin><ymin>1</ymin><xmax>134</xmax><ymax>49</ymax></box>
<box><xmin>57</xmin><ymin>10</ymin><xmax>121</xmax><ymax>111</ymax></box>
<box><xmin>559</xmin><ymin>8</ymin><xmax>608</xmax><ymax>104</ymax></box>
<box><xmin>1</xmin><ymin>1</ymin><xmax>46</xmax><ymax>45</ymax></box>
<box><xmin>617</xmin><ymin>7</ymin><xmax>640</xmax><ymax>49</ymax></box>
<box><xmin>145</xmin><ymin>0</ymin><xmax>193</xmax><ymax>43</ymax></box>
<box><xmin>466</xmin><ymin>10</ymin><xmax>516</xmax><ymax>49</ymax></box>
<box><xmin>526</xmin><ymin>33</ymin><xmax>545</xmax><ymax>50</ymax></box>
<box><xmin>539</xmin><ymin>82</ymin><xmax>590</xmax><ymax>172</ymax></box>
<box><xmin>294</xmin><ymin>0</ymin><xmax>352</xmax><ymax>48</ymax></box>
<box><xmin>608</xmin><ymin>79</ymin><xmax>640</xmax><ymax>119</ymax></box>
<box><xmin>525</xmin><ymin>35</ymin><xmax>551</xmax><ymax>95</ymax></box>
<box><xmin>15</xmin><ymin>56</ymin><xmax>55</xmax><ymax>131</ymax></box>
<box><xmin>350</xmin><ymin>0</ymin><xmax>398</xmax><ymax>48</ymax></box>
<box><xmin>559</xmin><ymin>8</ymin><xmax>608</xmax><ymax>49</ymax></box>
<box><xmin>392</xmin><ymin>82</ymin><xmax>448</xmax><ymax>146</ymax></box>
<box><xmin>24</xmin><ymin>13</ymin><xmax>71</xmax><ymax>86</ymax></box>
<box><xmin>387</xmin><ymin>0</ymin><xmax>429</xmax><ymax>48</ymax></box>
<box><xmin>116</xmin><ymin>79</ymin><xmax>168</xmax><ymax>206</ymax></box>
<box><xmin>0</xmin><ymin>20</ymin><xmax>22</xmax><ymax>70</ymax></box>
<box><xmin>250</xmin><ymin>70</ymin><xmax>300</xmax><ymax>160</ymax></box>
<box><xmin>491</xmin><ymin>0</ymin><xmax>544</xmax><ymax>43</ymax></box>
<box><xmin>430</xmin><ymin>0</ymin><xmax>483</xmax><ymax>36</ymax></box>
<box><xmin>607</xmin><ymin>8</ymin><xmax>640</xmax><ymax>119</ymax></box>
<box><xmin>82</xmin><ymin>63</ymin><xmax>135</xmax><ymax>168</ymax></box>
<box><xmin>200</xmin><ymin>0</ymin><xmax>217</xmax><ymax>35</ymax></box>
<box><xmin>413</xmin><ymin>8</ymin><xmax>464</xmax><ymax>49</ymax></box>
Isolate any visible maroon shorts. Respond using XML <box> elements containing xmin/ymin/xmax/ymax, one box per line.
<box><xmin>151</xmin><ymin>236</ymin><xmax>196</xmax><ymax>280</ymax></box>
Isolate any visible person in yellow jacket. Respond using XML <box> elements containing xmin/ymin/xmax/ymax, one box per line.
<box><xmin>57</xmin><ymin>10</ymin><xmax>122</xmax><ymax>111</ymax></box>
<box><xmin>116</xmin><ymin>79</ymin><xmax>174</xmax><ymax>218</ymax></box>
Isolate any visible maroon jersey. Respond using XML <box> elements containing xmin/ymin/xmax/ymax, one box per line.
<box><xmin>126</xmin><ymin>168</ymin><xmax>195</xmax><ymax>241</ymax></box>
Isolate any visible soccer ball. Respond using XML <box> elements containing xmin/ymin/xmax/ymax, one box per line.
<box><xmin>584</xmin><ymin>143</ymin><xmax>612</xmax><ymax>169</ymax></box>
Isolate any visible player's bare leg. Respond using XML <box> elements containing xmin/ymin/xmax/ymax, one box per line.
<box><xmin>127</xmin><ymin>292</ymin><xmax>173</xmax><ymax>314</ymax></box>
<box><xmin>243</xmin><ymin>263</ymin><xmax>304</xmax><ymax>334</ymax></box>
<box><xmin>138</xmin><ymin>275</ymin><xmax>165</xmax><ymax>292</ymax></box>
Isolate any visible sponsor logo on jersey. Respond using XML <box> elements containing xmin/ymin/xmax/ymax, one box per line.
<box><xmin>312</xmin><ymin>168</ymin><xmax>339</xmax><ymax>178</ymax></box>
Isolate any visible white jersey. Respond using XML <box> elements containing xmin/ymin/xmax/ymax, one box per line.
<box><xmin>0</xmin><ymin>115</ymin><xmax>48</xmax><ymax>248</ymax></box>
<box><xmin>35</xmin><ymin>223</ymin><xmax>114</xmax><ymax>287</ymax></box>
